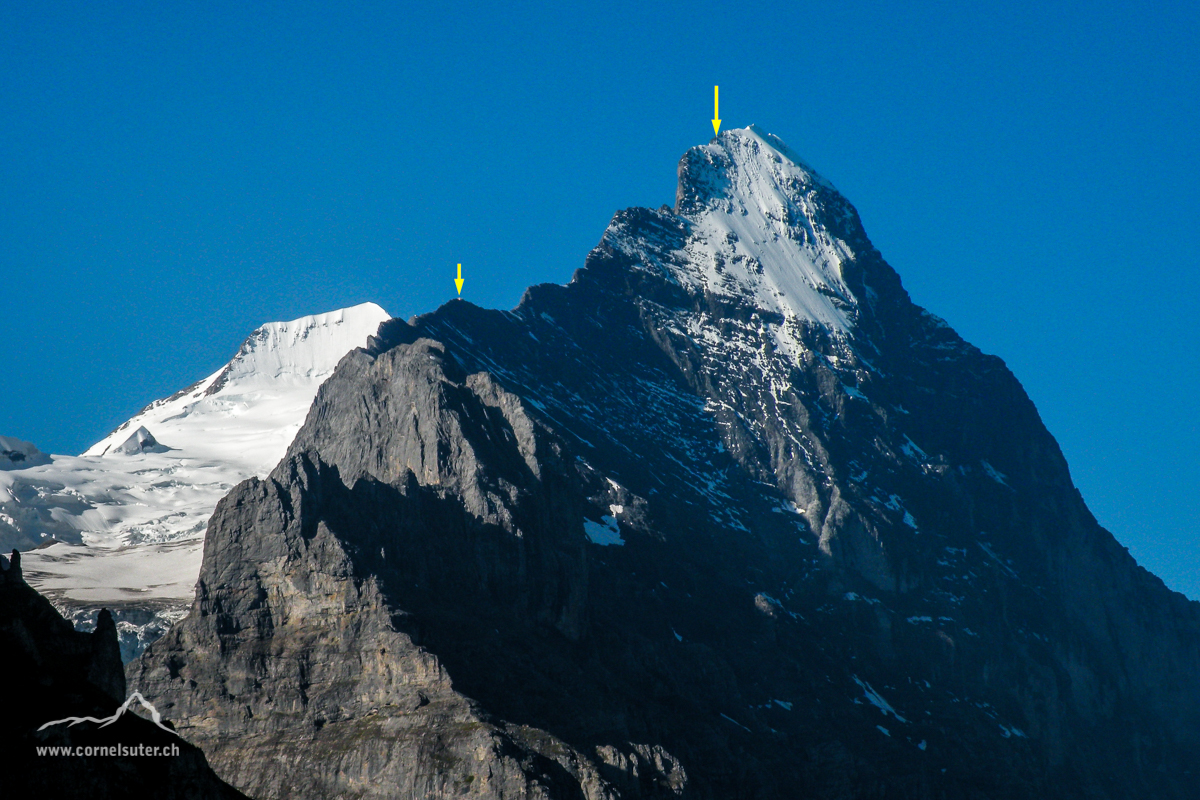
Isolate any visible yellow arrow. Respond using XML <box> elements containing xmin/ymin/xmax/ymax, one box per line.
<box><xmin>454</xmin><ymin>263</ymin><xmax>464</xmax><ymax>295</ymax></box>
<box><xmin>712</xmin><ymin>85</ymin><xmax>721</xmax><ymax>136</ymax></box>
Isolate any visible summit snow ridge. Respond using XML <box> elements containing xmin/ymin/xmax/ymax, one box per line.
<box><xmin>613</xmin><ymin>126</ymin><xmax>861</xmax><ymax>338</ymax></box>
<box><xmin>85</xmin><ymin>302</ymin><xmax>392</xmax><ymax>463</ymax></box>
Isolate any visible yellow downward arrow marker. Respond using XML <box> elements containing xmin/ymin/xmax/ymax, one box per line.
<box><xmin>455</xmin><ymin>263</ymin><xmax>464</xmax><ymax>295</ymax></box>
<box><xmin>712</xmin><ymin>85</ymin><xmax>721</xmax><ymax>136</ymax></box>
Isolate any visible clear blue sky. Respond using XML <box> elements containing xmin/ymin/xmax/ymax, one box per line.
<box><xmin>3</xmin><ymin>2</ymin><xmax>1197</xmax><ymax>597</ymax></box>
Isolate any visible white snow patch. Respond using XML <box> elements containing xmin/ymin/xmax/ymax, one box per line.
<box><xmin>720</xmin><ymin>713</ymin><xmax>752</xmax><ymax>733</ymax></box>
<box><xmin>853</xmin><ymin>676</ymin><xmax>907</xmax><ymax>723</ymax></box>
<box><xmin>773</xmin><ymin>500</ymin><xmax>806</xmax><ymax>515</ymax></box>
<box><xmin>584</xmin><ymin>515</ymin><xmax>624</xmax><ymax>546</ymax></box>
<box><xmin>978</xmin><ymin>541</ymin><xmax>1020</xmax><ymax>579</ymax></box>
<box><xmin>842</xmin><ymin>384</ymin><xmax>867</xmax><ymax>401</ymax></box>
<box><xmin>899</xmin><ymin>435</ymin><xmax>928</xmax><ymax>462</ymax></box>
<box><xmin>980</xmin><ymin>460</ymin><xmax>1010</xmax><ymax>487</ymax></box>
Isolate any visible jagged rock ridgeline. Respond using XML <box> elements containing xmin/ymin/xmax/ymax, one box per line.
<box><xmin>131</xmin><ymin>128</ymin><xmax>1200</xmax><ymax>798</ymax></box>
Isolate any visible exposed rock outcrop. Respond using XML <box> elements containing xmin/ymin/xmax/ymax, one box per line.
<box><xmin>0</xmin><ymin>436</ymin><xmax>52</xmax><ymax>469</ymax></box>
<box><xmin>113</xmin><ymin>426</ymin><xmax>170</xmax><ymax>454</ymax></box>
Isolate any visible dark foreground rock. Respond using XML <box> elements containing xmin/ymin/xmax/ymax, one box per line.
<box><xmin>0</xmin><ymin>549</ymin><xmax>245</xmax><ymax>799</ymax></box>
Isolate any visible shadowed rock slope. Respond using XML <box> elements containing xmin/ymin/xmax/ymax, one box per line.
<box><xmin>130</xmin><ymin>128</ymin><xmax>1200</xmax><ymax>799</ymax></box>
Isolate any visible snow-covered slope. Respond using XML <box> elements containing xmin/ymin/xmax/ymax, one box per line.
<box><xmin>617</xmin><ymin>126</ymin><xmax>859</xmax><ymax>339</ymax></box>
<box><xmin>84</xmin><ymin>304</ymin><xmax>390</xmax><ymax>471</ymax></box>
<box><xmin>2</xmin><ymin>302</ymin><xmax>390</xmax><ymax>657</ymax></box>
<box><xmin>1</xmin><ymin>436</ymin><xmax>52</xmax><ymax>470</ymax></box>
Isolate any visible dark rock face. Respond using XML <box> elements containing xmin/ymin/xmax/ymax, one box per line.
<box><xmin>0</xmin><ymin>550</ymin><xmax>245</xmax><ymax>799</ymax></box>
<box><xmin>131</xmin><ymin>129</ymin><xmax>1200</xmax><ymax>798</ymax></box>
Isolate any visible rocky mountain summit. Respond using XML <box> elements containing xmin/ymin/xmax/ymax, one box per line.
<box><xmin>130</xmin><ymin>127</ymin><xmax>1200</xmax><ymax>798</ymax></box>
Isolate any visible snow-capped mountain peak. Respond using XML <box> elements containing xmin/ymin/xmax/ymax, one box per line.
<box><xmin>613</xmin><ymin>126</ymin><xmax>861</xmax><ymax>337</ymax></box>
<box><xmin>209</xmin><ymin>302</ymin><xmax>391</xmax><ymax>389</ymax></box>
<box><xmin>85</xmin><ymin>302</ymin><xmax>391</xmax><ymax>465</ymax></box>
<box><xmin>5</xmin><ymin>302</ymin><xmax>391</xmax><ymax>659</ymax></box>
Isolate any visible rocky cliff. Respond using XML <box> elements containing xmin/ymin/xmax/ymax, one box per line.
<box><xmin>129</xmin><ymin>128</ymin><xmax>1200</xmax><ymax>798</ymax></box>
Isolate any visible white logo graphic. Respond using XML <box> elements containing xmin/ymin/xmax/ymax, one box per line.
<box><xmin>38</xmin><ymin>692</ymin><xmax>178</xmax><ymax>736</ymax></box>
